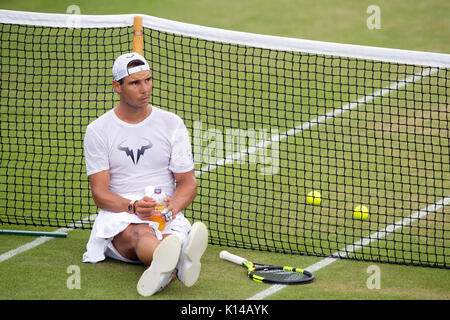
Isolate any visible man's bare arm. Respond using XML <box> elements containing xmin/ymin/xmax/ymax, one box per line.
<box><xmin>166</xmin><ymin>170</ymin><xmax>198</xmax><ymax>216</ymax></box>
<box><xmin>88</xmin><ymin>170</ymin><xmax>156</xmax><ymax>220</ymax></box>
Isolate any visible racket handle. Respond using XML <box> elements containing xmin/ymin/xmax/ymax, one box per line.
<box><xmin>220</xmin><ymin>250</ymin><xmax>248</xmax><ymax>266</ymax></box>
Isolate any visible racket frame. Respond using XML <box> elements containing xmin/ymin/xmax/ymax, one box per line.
<box><xmin>220</xmin><ymin>250</ymin><xmax>314</xmax><ymax>285</ymax></box>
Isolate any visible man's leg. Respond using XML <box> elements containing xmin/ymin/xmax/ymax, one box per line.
<box><xmin>112</xmin><ymin>223</ymin><xmax>160</xmax><ymax>266</ymax></box>
<box><xmin>111</xmin><ymin>223</ymin><xmax>182</xmax><ymax>296</ymax></box>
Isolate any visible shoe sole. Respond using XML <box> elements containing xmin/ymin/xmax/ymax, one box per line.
<box><xmin>136</xmin><ymin>235</ymin><xmax>181</xmax><ymax>296</ymax></box>
<box><xmin>182</xmin><ymin>222</ymin><xmax>208</xmax><ymax>287</ymax></box>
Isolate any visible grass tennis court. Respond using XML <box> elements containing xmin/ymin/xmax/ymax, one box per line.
<box><xmin>0</xmin><ymin>0</ymin><xmax>449</xmax><ymax>304</ymax></box>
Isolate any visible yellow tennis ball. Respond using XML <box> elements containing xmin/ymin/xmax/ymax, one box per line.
<box><xmin>307</xmin><ymin>190</ymin><xmax>321</xmax><ymax>205</ymax></box>
<box><xmin>353</xmin><ymin>205</ymin><xmax>369</xmax><ymax>220</ymax></box>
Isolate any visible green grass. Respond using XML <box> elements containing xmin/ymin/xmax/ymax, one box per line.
<box><xmin>0</xmin><ymin>227</ymin><xmax>449</xmax><ymax>300</ymax></box>
<box><xmin>0</xmin><ymin>0</ymin><xmax>449</xmax><ymax>302</ymax></box>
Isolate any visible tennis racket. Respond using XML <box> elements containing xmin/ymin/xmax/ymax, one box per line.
<box><xmin>219</xmin><ymin>250</ymin><xmax>314</xmax><ymax>285</ymax></box>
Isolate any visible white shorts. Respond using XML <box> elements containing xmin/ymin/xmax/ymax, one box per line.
<box><xmin>82</xmin><ymin>209</ymin><xmax>191</xmax><ymax>264</ymax></box>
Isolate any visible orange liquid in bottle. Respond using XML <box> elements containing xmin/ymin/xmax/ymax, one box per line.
<box><xmin>151</xmin><ymin>206</ymin><xmax>166</xmax><ymax>231</ymax></box>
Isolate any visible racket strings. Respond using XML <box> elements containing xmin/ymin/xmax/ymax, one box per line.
<box><xmin>253</xmin><ymin>269</ymin><xmax>308</xmax><ymax>281</ymax></box>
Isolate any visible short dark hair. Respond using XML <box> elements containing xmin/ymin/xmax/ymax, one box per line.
<box><xmin>117</xmin><ymin>59</ymin><xmax>146</xmax><ymax>84</ymax></box>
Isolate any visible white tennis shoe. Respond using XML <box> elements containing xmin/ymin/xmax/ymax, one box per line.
<box><xmin>176</xmin><ymin>221</ymin><xmax>208</xmax><ymax>287</ymax></box>
<box><xmin>136</xmin><ymin>234</ymin><xmax>181</xmax><ymax>296</ymax></box>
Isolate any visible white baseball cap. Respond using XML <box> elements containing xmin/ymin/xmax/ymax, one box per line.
<box><xmin>112</xmin><ymin>52</ymin><xmax>150</xmax><ymax>81</ymax></box>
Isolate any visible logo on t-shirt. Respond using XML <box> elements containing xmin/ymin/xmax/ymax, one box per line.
<box><xmin>117</xmin><ymin>139</ymin><xmax>153</xmax><ymax>165</ymax></box>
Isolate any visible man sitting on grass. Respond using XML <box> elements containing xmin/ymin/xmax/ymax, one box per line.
<box><xmin>82</xmin><ymin>52</ymin><xmax>208</xmax><ymax>297</ymax></box>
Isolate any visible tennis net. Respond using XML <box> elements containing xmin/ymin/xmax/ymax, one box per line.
<box><xmin>0</xmin><ymin>9</ymin><xmax>449</xmax><ymax>268</ymax></box>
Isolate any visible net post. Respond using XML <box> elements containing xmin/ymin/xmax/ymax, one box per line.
<box><xmin>133</xmin><ymin>16</ymin><xmax>144</xmax><ymax>55</ymax></box>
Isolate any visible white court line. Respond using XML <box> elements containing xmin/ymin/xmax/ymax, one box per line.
<box><xmin>247</xmin><ymin>197</ymin><xmax>450</xmax><ymax>300</ymax></box>
<box><xmin>0</xmin><ymin>67</ymin><xmax>438</xmax><ymax>264</ymax></box>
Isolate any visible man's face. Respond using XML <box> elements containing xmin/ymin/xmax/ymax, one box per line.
<box><xmin>114</xmin><ymin>70</ymin><xmax>153</xmax><ymax>109</ymax></box>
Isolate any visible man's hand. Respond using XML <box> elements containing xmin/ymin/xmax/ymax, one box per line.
<box><xmin>163</xmin><ymin>196</ymin><xmax>177</xmax><ymax>221</ymax></box>
<box><xmin>134</xmin><ymin>196</ymin><xmax>157</xmax><ymax>220</ymax></box>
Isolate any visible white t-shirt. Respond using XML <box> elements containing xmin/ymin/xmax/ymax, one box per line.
<box><xmin>84</xmin><ymin>106</ymin><xmax>194</xmax><ymax>197</ymax></box>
